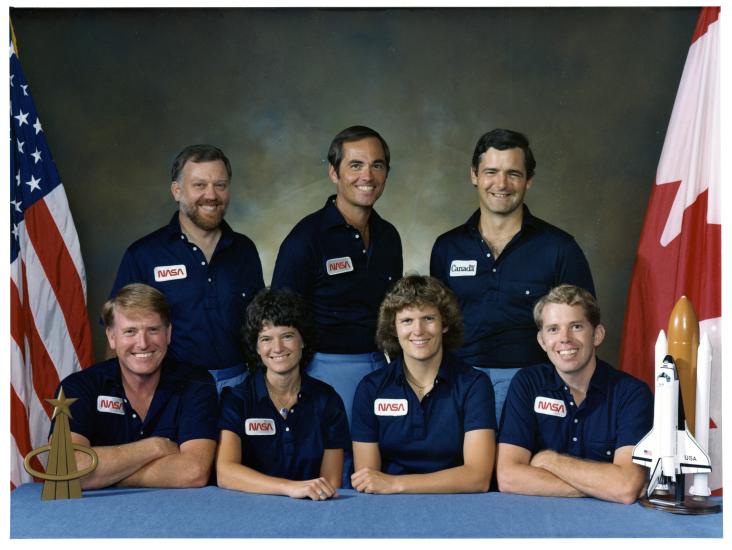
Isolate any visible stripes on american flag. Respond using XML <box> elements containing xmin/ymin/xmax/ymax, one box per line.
<box><xmin>10</xmin><ymin>29</ymin><xmax>94</xmax><ymax>489</ymax></box>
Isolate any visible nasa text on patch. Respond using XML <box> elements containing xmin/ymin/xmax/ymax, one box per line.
<box><xmin>153</xmin><ymin>264</ymin><xmax>188</xmax><ymax>282</ymax></box>
<box><xmin>97</xmin><ymin>395</ymin><xmax>125</xmax><ymax>415</ymax></box>
<box><xmin>534</xmin><ymin>396</ymin><xmax>567</xmax><ymax>418</ymax></box>
<box><xmin>326</xmin><ymin>257</ymin><xmax>354</xmax><ymax>276</ymax></box>
<box><xmin>374</xmin><ymin>398</ymin><xmax>408</xmax><ymax>416</ymax></box>
<box><xmin>244</xmin><ymin>418</ymin><xmax>277</xmax><ymax>435</ymax></box>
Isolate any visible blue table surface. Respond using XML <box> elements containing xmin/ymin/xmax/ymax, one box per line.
<box><xmin>11</xmin><ymin>483</ymin><xmax>722</xmax><ymax>538</ymax></box>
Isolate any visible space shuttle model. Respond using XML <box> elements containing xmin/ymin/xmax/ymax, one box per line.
<box><xmin>631</xmin><ymin>297</ymin><xmax>719</xmax><ymax>514</ymax></box>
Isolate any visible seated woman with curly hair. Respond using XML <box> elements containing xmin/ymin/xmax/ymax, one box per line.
<box><xmin>351</xmin><ymin>275</ymin><xmax>496</xmax><ymax>494</ymax></box>
<box><xmin>216</xmin><ymin>288</ymin><xmax>349</xmax><ymax>500</ymax></box>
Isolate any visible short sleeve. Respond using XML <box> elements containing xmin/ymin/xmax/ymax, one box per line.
<box><xmin>557</xmin><ymin>239</ymin><xmax>595</xmax><ymax>296</ymax></box>
<box><xmin>614</xmin><ymin>379</ymin><xmax>654</xmax><ymax>449</ymax></box>
<box><xmin>177</xmin><ymin>372</ymin><xmax>218</xmax><ymax>443</ymax></box>
<box><xmin>52</xmin><ymin>375</ymin><xmax>96</xmax><ymax>441</ymax></box>
<box><xmin>322</xmin><ymin>390</ymin><xmax>351</xmax><ymax>449</ymax></box>
<box><xmin>271</xmin><ymin>230</ymin><xmax>317</xmax><ymax>297</ymax></box>
<box><xmin>463</xmin><ymin>371</ymin><xmax>497</xmax><ymax>432</ymax></box>
<box><xmin>350</xmin><ymin>376</ymin><xmax>379</xmax><ymax>443</ymax></box>
<box><xmin>218</xmin><ymin>385</ymin><xmax>246</xmax><ymax>438</ymax></box>
<box><xmin>498</xmin><ymin>370</ymin><xmax>538</xmax><ymax>452</ymax></box>
<box><xmin>429</xmin><ymin>237</ymin><xmax>447</xmax><ymax>284</ymax></box>
<box><xmin>109</xmin><ymin>248</ymin><xmax>146</xmax><ymax>298</ymax></box>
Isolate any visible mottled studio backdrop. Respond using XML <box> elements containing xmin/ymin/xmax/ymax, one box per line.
<box><xmin>10</xmin><ymin>7</ymin><xmax>699</xmax><ymax>365</ymax></box>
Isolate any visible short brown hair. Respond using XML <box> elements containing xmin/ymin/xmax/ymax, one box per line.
<box><xmin>102</xmin><ymin>283</ymin><xmax>171</xmax><ymax>328</ymax></box>
<box><xmin>376</xmin><ymin>275</ymin><xmax>463</xmax><ymax>357</ymax></box>
<box><xmin>533</xmin><ymin>284</ymin><xmax>600</xmax><ymax>330</ymax></box>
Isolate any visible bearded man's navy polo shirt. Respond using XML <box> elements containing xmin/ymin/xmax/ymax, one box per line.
<box><xmin>110</xmin><ymin>213</ymin><xmax>264</xmax><ymax>371</ymax></box>
<box><xmin>219</xmin><ymin>370</ymin><xmax>351</xmax><ymax>480</ymax></box>
<box><xmin>351</xmin><ymin>354</ymin><xmax>496</xmax><ymax>475</ymax></box>
<box><xmin>430</xmin><ymin>206</ymin><xmax>594</xmax><ymax>370</ymax></box>
<box><xmin>498</xmin><ymin>360</ymin><xmax>653</xmax><ymax>461</ymax></box>
<box><xmin>53</xmin><ymin>357</ymin><xmax>218</xmax><ymax>445</ymax></box>
<box><xmin>271</xmin><ymin>195</ymin><xmax>402</xmax><ymax>354</ymax></box>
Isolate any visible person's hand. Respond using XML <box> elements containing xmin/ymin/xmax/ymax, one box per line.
<box><xmin>285</xmin><ymin>477</ymin><xmax>337</xmax><ymax>501</ymax></box>
<box><xmin>351</xmin><ymin>467</ymin><xmax>400</xmax><ymax>494</ymax></box>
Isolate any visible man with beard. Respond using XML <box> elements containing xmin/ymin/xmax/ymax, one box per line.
<box><xmin>109</xmin><ymin>145</ymin><xmax>264</xmax><ymax>394</ymax></box>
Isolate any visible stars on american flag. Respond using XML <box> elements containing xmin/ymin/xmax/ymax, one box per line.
<box><xmin>31</xmin><ymin>148</ymin><xmax>42</xmax><ymax>164</ymax></box>
<box><xmin>33</xmin><ymin>117</ymin><xmax>43</xmax><ymax>135</ymax></box>
<box><xmin>25</xmin><ymin>175</ymin><xmax>42</xmax><ymax>192</ymax></box>
<box><xmin>14</xmin><ymin>109</ymin><xmax>29</xmax><ymax>127</ymax></box>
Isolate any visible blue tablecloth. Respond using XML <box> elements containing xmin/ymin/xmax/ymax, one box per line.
<box><xmin>11</xmin><ymin>483</ymin><xmax>722</xmax><ymax>538</ymax></box>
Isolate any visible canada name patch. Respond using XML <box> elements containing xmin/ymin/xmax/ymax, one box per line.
<box><xmin>154</xmin><ymin>264</ymin><xmax>187</xmax><ymax>282</ymax></box>
<box><xmin>245</xmin><ymin>418</ymin><xmax>276</xmax><ymax>435</ymax></box>
<box><xmin>97</xmin><ymin>395</ymin><xmax>125</xmax><ymax>415</ymax></box>
<box><xmin>326</xmin><ymin>257</ymin><xmax>354</xmax><ymax>275</ymax></box>
<box><xmin>534</xmin><ymin>396</ymin><xmax>567</xmax><ymax>417</ymax></box>
<box><xmin>449</xmin><ymin>260</ymin><xmax>477</xmax><ymax>277</ymax></box>
<box><xmin>374</xmin><ymin>398</ymin><xmax>408</xmax><ymax>416</ymax></box>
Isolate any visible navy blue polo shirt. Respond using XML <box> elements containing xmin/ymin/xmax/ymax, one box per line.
<box><xmin>219</xmin><ymin>370</ymin><xmax>350</xmax><ymax>481</ymax></box>
<box><xmin>53</xmin><ymin>357</ymin><xmax>218</xmax><ymax>446</ymax></box>
<box><xmin>271</xmin><ymin>195</ymin><xmax>402</xmax><ymax>354</ymax></box>
<box><xmin>430</xmin><ymin>206</ymin><xmax>595</xmax><ymax>370</ymax></box>
<box><xmin>498</xmin><ymin>360</ymin><xmax>653</xmax><ymax>461</ymax></box>
<box><xmin>351</xmin><ymin>353</ymin><xmax>496</xmax><ymax>475</ymax></box>
<box><xmin>110</xmin><ymin>212</ymin><xmax>264</xmax><ymax>371</ymax></box>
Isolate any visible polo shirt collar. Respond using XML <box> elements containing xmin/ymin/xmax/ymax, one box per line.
<box><xmin>320</xmin><ymin>194</ymin><xmax>383</xmax><ymax>230</ymax></box>
<box><xmin>545</xmin><ymin>357</ymin><xmax>610</xmax><ymax>396</ymax></box>
<box><xmin>393</xmin><ymin>353</ymin><xmax>456</xmax><ymax>387</ymax></box>
<box><xmin>252</xmin><ymin>368</ymin><xmax>310</xmax><ymax>405</ymax></box>
<box><xmin>465</xmin><ymin>204</ymin><xmax>539</xmax><ymax>236</ymax></box>
<box><xmin>103</xmin><ymin>355</ymin><xmax>180</xmax><ymax>399</ymax></box>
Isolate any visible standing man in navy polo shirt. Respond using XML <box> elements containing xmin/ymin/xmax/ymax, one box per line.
<box><xmin>496</xmin><ymin>285</ymin><xmax>652</xmax><ymax>504</ymax></box>
<box><xmin>54</xmin><ymin>284</ymin><xmax>218</xmax><ymax>489</ymax></box>
<box><xmin>271</xmin><ymin>126</ymin><xmax>402</xmax><ymax>423</ymax></box>
<box><xmin>110</xmin><ymin>144</ymin><xmax>264</xmax><ymax>393</ymax></box>
<box><xmin>430</xmin><ymin>129</ymin><xmax>594</xmax><ymax>422</ymax></box>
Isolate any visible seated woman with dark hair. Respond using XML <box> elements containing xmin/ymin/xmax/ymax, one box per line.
<box><xmin>216</xmin><ymin>288</ymin><xmax>349</xmax><ymax>500</ymax></box>
<box><xmin>351</xmin><ymin>275</ymin><xmax>496</xmax><ymax>494</ymax></box>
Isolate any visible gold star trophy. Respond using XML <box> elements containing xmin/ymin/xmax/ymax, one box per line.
<box><xmin>24</xmin><ymin>388</ymin><xmax>98</xmax><ymax>500</ymax></box>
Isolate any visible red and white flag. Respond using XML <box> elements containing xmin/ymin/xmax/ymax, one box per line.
<box><xmin>619</xmin><ymin>7</ymin><xmax>721</xmax><ymax>494</ymax></box>
<box><xmin>10</xmin><ymin>27</ymin><xmax>94</xmax><ymax>489</ymax></box>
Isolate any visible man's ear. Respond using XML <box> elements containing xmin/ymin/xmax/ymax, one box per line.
<box><xmin>171</xmin><ymin>181</ymin><xmax>181</xmax><ymax>201</ymax></box>
<box><xmin>536</xmin><ymin>330</ymin><xmax>547</xmax><ymax>352</ymax></box>
<box><xmin>105</xmin><ymin>327</ymin><xmax>116</xmax><ymax>351</ymax></box>
<box><xmin>470</xmin><ymin>167</ymin><xmax>478</xmax><ymax>188</ymax></box>
<box><xmin>328</xmin><ymin>164</ymin><xmax>339</xmax><ymax>184</ymax></box>
<box><xmin>593</xmin><ymin>324</ymin><xmax>606</xmax><ymax>347</ymax></box>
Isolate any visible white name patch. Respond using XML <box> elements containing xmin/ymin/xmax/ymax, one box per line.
<box><xmin>534</xmin><ymin>396</ymin><xmax>567</xmax><ymax>418</ymax></box>
<box><xmin>374</xmin><ymin>398</ymin><xmax>408</xmax><ymax>416</ymax></box>
<box><xmin>326</xmin><ymin>257</ymin><xmax>354</xmax><ymax>276</ymax></box>
<box><xmin>245</xmin><ymin>418</ymin><xmax>277</xmax><ymax>435</ymax></box>
<box><xmin>449</xmin><ymin>260</ymin><xmax>477</xmax><ymax>277</ymax></box>
<box><xmin>97</xmin><ymin>395</ymin><xmax>125</xmax><ymax>415</ymax></box>
<box><xmin>154</xmin><ymin>264</ymin><xmax>187</xmax><ymax>282</ymax></box>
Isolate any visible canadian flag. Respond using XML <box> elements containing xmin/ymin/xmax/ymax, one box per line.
<box><xmin>619</xmin><ymin>7</ymin><xmax>721</xmax><ymax>494</ymax></box>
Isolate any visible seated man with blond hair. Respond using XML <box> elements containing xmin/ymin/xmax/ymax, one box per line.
<box><xmin>51</xmin><ymin>283</ymin><xmax>218</xmax><ymax>489</ymax></box>
<box><xmin>496</xmin><ymin>284</ymin><xmax>652</xmax><ymax>504</ymax></box>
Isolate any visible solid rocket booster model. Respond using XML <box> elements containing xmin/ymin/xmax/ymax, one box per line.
<box><xmin>667</xmin><ymin>296</ymin><xmax>699</xmax><ymax>436</ymax></box>
<box><xmin>632</xmin><ymin>338</ymin><xmax>711</xmax><ymax>498</ymax></box>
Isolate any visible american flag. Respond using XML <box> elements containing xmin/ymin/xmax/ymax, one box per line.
<box><xmin>10</xmin><ymin>29</ymin><xmax>94</xmax><ymax>489</ymax></box>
